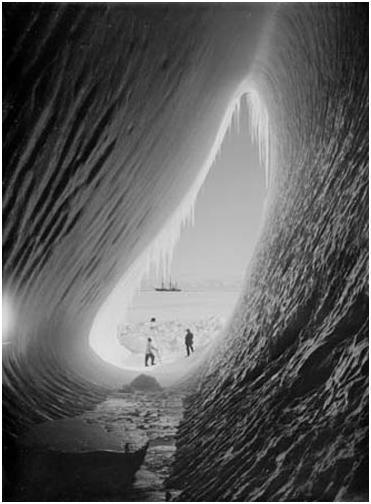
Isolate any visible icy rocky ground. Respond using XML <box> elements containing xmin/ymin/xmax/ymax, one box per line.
<box><xmin>18</xmin><ymin>388</ymin><xmax>185</xmax><ymax>501</ymax></box>
<box><xmin>88</xmin><ymin>390</ymin><xmax>184</xmax><ymax>501</ymax></box>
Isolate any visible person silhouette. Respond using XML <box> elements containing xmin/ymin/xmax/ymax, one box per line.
<box><xmin>185</xmin><ymin>329</ymin><xmax>194</xmax><ymax>357</ymax></box>
<box><xmin>145</xmin><ymin>337</ymin><xmax>157</xmax><ymax>366</ymax></box>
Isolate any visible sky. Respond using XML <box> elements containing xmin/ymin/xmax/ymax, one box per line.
<box><xmin>147</xmin><ymin>100</ymin><xmax>266</xmax><ymax>289</ymax></box>
<box><xmin>90</xmin><ymin>101</ymin><xmax>267</xmax><ymax>356</ymax></box>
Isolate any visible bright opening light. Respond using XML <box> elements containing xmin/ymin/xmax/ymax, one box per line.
<box><xmin>89</xmin><ymin>77</ymin><xmax>268</xmax><ymax>383</ymax></box>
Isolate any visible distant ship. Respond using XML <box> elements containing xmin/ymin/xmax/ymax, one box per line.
<box><xmin>155</xmin><ymin>278</ymin><xmax>181</xmax><ymax>292</ymax></box>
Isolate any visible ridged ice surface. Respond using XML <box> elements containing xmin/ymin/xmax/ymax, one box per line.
<box><xmin>170</xmin><ymin>5</ymin><xmax>369</xmax><ymax>500</ymax></box>
<box><xmin>3</xmin><ymin>3</ymin><xmax>368</xmax><ymax>501</ymax></box>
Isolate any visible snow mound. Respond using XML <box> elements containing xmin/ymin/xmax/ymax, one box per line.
<box><xmin>129</xmin><ymin>374</ymin><xmax>163</xmax><ymax>392</ymax></box>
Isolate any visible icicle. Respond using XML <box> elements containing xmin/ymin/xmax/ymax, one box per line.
<box><xmin>89</xmin><ymin>77</ymin><xmax>272</xmax><ymax>367</ymax></box>
<box><xmin>97</xmin><ymin>77</ymin><xmax>272</xmax><ymax>320</ymax></box>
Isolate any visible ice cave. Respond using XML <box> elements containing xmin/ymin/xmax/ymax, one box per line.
<box><xmin>3</xmin><ymin>3</ymin><xmax>368</xmax><ymax>501</ymax></box>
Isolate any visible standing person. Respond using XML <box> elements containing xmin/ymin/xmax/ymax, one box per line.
<box><xmin>148</xmin><ymin>316</ymin><xmax>161</xmax><ymax>363</ymax></box>
<box><xmin>145</xmin><ymin>337</ymin><xmax>157</xmax><ymax>366</ymax></box>
<box><xmin>185</xmin><ymin>329</ymin><xmax>194</xmax><ymax>357</ymax></box>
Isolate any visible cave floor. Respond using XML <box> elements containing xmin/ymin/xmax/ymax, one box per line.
<box><xmin>14</xmin><ymin>389</ymin><xmax>184</xmax><ymax>501</ymax></box>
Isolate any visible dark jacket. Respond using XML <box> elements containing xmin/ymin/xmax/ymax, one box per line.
<box><xmin>185</xmin><ymin>332</ymin><xmax>193</xmax><ymax>345</ymax></box>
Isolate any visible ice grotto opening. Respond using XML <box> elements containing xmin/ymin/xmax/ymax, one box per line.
<box><xmin>2</xmin><ymin>3</ymin><xmax>368</xmax><ymax>501</ymax></box>
<box><xmin>88</xmin><ymin>97</ymin><xmax>265</xmax><ymax>385</ymax></box>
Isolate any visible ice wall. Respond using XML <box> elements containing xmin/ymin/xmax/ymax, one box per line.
<box><xmin>3</xmin><ymin>0</ymin><xmax>270</xmax><ymax>437</ymax></box>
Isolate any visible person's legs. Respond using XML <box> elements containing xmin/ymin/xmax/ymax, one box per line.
<box><xmin>145</xmin><ymin>353</ymin><xmax>149</xmax><ymax>366</ymax></box>
<box><xmin>186</xmin><ymin>344</ymin><xmax>190</xmax><ymax>357</ymax></box>
<box><xmin>150</xmin><ymin>353</ymin><xmax>155</xmax><ymax>365</ymax></box>
<box><xmin>190</xmin><ymin>343</ymin><xmax>194</xmax><ymax>353</ymax></box>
